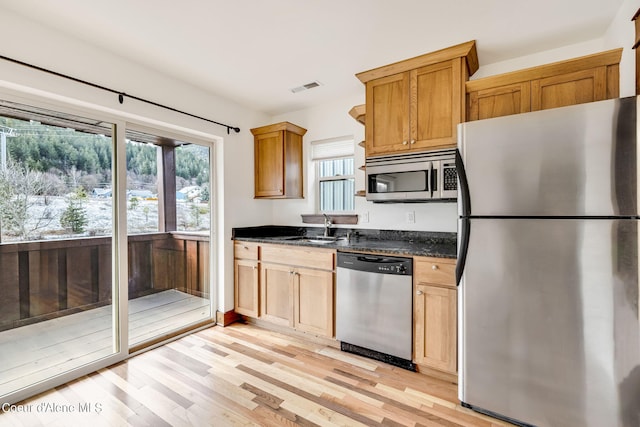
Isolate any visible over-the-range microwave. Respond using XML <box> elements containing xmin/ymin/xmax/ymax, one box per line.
<box><xmin>365</xmin><ymin>149</ymin><xmax>457</xmax><ymax>202</ymax></box>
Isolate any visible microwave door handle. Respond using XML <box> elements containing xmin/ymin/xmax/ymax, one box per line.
<box><xmin>427</xmin><ymin>161</ymin><xmax>435</xmax><ymax>198</ymax></box>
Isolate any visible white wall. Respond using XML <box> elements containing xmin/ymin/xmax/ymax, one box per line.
<box><xmin>603</xmin><ymin>0</ymin><xmax>638</xmax><ymax>97</ymax></box>
<box><xmin>0</xmin><ymin>8</ymin><xmax>271</xmax><ymax>313</ymax></box>
<box><xmin>471</xmin><ymin>39</ymin><xmax>606</xmax><ymax>80</ymax></box>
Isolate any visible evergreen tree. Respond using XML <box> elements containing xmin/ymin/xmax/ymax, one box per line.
<box><xmin>60</xmin><ymin>189</ymin><xmax>88</xmax><ymax>234</ymax></box>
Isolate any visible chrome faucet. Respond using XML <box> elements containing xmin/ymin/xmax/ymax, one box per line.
<box><xmin>323</xmin><ymin>213</ymin><xmax>332</xmax><ymax>237</ymax></box>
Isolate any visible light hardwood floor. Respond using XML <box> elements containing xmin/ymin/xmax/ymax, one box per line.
<box><xmin>1</xmin><ymin>322</ymin><xmax>513</xmax><ymax>427</ymax></box>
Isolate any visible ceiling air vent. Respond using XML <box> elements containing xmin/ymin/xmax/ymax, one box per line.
<box><xmin>290</xmin><ymin>81</ymin><xmax>322</xmax><ymax>93</ymax></box>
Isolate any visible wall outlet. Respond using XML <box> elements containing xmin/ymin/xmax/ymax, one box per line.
<box><xmin>406</xmin><ymin>211</ymin><xmax>415</xmax><ymax>224</ymax></box>
<box><xmin>361</xmin><ymin>211</ymin><xmax>369</xmax><ymax>223</ymax></box>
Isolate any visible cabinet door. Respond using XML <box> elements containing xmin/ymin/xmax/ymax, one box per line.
<box><xmin>365</xmin><ymin>72</ymin><xmax>410</xmax><ymax>156</ymax></box>
<box><xmin>414</xmin><ymin>284</ymin><xmax>457</xmax><ymax>374</ymax></box>
<box><xmin>293</xmin><ymin>267</ymin><xmax>334</xmax><ymax>337</ymax></box>
<box><xmin>411</xmin><ymin>59</ymin><xmax>461</xmax><ymax>151</ymax></box>
<box><xmin>531</xmin><ymin>67</ymin><xmax>607</xmax><ymax>111</ymax></box>
<box><xmin>283</xmin><ymin>131</ymin><xmax>303</xmax><ymax>199</ymax></box>
<box><xmin>254</xmin><ymin>131</ymin><xmax>284</xmax><ymax>198</ymax></box>
<box><xmin>467</xmin><ymin>82</ymin><xmax>531</xmax><ymax>121</ymax></box>
<box><xmin>260</xmin><ymin>262</ymin><xmax>293</xmax><ymax>326</ymax></box>
<box><xmin>234</xmin><ymin>259</ymin><xmax>259</xmax><ymax>317</ymax></box>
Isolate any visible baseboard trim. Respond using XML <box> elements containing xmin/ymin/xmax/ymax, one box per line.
<box><xmin>216</xmin><ymin>309</ymin><xmax>242</xmax><ymax>326</ymax></box>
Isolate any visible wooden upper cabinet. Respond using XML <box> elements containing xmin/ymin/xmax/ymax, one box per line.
<box><xmin>366</xmin><ymin>72</ymin><xmax>410</xmax><ymax>156</ymax></box>
<box><xmin>468</xmin><ymin>82</ymin><xmax>531</xmax><ymax>121</ymax></box>
<box><xmin>358</xmin><ymin>41</ymin><xmax>478</xmax><ymax>157</ymax></box>
<box><xmin>466</xmin><ymin>48</ymin><xmax>622</xmax><ymax>121</ymax></box>
<box><xmin>251</xmin><ymin>122</ymin><xmax>307</xmax><ymax>199</ymax></box>
<box><xmin>531</xmin><ymin>68</ymin><xmax>607</xmax><ymax>111</ymax></box>
<box><xmin>411</xmin><ymin>59</ymin><xmax>462</xmax><ymax>151</ymax></box>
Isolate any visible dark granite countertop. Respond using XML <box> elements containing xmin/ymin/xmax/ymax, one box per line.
<box><xmin>232</xmin><ymin>225</ymin><xmax>457</xmax><ymax>259</ymax></box>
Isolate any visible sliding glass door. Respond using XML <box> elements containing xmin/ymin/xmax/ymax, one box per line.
<box><xmin>125</xmin><ymin>128</ymin><xmax>213</xmax><ymax>349</ymax></box>
<box><xmin>0</xmin><ymin>97</ymin><xmax>217</xmax><ymax>404</ymax></box>
<box><xmin>0</xmin><ymin>99</ymin><xmax>119</xmax><ymax>400</ymax></box>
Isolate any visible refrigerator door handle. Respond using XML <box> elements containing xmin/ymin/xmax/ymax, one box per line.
<box><xmin>455</xmin><ymin>149</ymin><xmax>471</xmax><ymax>216</ymax></box>
<box><xmin>456</xmin><ymin>218</ymin><xmax>470</xmax><ymax>286</ymax></box>
<box><xmin>455</xmin><ymin>149</ymin><xmax>471</xmax><ymax>286</ymax></box>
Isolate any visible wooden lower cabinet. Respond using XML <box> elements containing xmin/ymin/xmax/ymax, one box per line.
<box><xmin>293</xmin><ymin>267</ymin><xmax>334</xmax><ymax>337</ymax></box>
<box><xmin>260</xmin><ymin>263</ymin><xmax>294</xmax><ymax>326</ymax></box>
<box><xmin>234</xmin><ymin>241</ymin><xmax>460</xmax><ymax>367</ymax></box>
<box><xmin>234</xmin><ymin>259</ymin><xmax>259</xmax><ymax>317</ymax></box>
<box><xmin>260</xmin><ymin>262</ymin><xmax>334</xmax><ymax>337</ymax></box>
<box><xmin>234</xmin><ymin>242</ymin><xmax>260</xmax><ymax>318</ymax></box>
<box><xmin>413</xmin><ymin>256</ymin><xmax>457</xmax><ymax>377</ymax></box>
<box><xmin>236</xmin><ymin>242</ymin><xmax>335</xmax><ymax>338</ymax></box>
<box><xmin>414</xmin><ymin>284</ymin><xmax>457</xmax><ymax>374</ymax></box>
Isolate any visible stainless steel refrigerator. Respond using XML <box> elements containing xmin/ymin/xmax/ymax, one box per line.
<box><xmin>456</xmin><ymin>96</ymin><xmax>640</xmax><ymax>427</ymax></box>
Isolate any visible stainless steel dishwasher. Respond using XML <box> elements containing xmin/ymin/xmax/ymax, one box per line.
<box><xmin>336</xmin><ymin>252</ymin><xmax>415</xmax><ymax>370</ymax></box>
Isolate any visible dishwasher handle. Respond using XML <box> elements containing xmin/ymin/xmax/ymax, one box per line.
<box><xmin>357</xmin><ymin>255</ymin><xmax>391</xmax><ymax>263</ymax></box>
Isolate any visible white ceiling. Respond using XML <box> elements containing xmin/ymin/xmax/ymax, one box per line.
<box><xmin>1</xmin><ymin>0</ymin><xmax>625</xmax><ymax>116</ymax></box>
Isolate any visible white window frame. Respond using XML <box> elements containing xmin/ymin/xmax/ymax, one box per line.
<box><xmin>311</xmin><ymin>136</ymin><xmax>355</xmax><ymax>214</ymax></box>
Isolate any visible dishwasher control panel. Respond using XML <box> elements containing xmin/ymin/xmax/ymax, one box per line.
<box><xmin>378</xmin><ymin>264</ymin><xmax>407</xmax><ymax>274</ymax></box>
<box><xmin>337</xmin><ymin>253</ymin><xmax>413</xmax><ymax>276</ymax></box>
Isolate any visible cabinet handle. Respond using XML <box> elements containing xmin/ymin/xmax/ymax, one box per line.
<box><xmin>416</xmin><ymin>290</ymin><xmax>424</xmax><ymax>295</ymax></box>
<box><xmin>402</xmin><ymin>141</ymin><xmax>408</xmax><ymax>145</ymax></box>
<box><xmin>243</xmin><ymin>246</ymin><xmax>249</xmax><ymax>250</ymax></box>
<box><xmin>410</xmin><ymin>139</ymin><xmax>416</xmax><ymax>144</ymax></box>
<box><xmin>432</xmin><ymin>265</ymin><xmax>439</xmax><ymax>270</ymax></box>
<box><xmin>253</xmin><ymin>266</ymin><xmax>257</xmax><ymax>270</ymax></box>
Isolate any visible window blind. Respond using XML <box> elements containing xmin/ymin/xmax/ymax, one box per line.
<box><xmin>310</xmin><ymin>136</ymin><xmax>354</xmax><ymax>161</ymax></box>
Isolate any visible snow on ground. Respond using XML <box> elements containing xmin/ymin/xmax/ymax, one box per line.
<box><xmin>4</xmin><ymin>195</ymin><xmax>210</xmax><ymax>242</ymax></box>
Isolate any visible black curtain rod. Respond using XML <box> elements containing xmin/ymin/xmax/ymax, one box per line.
<box><xmin>0</xmin><ymin>54</ymin><xmax>241</xmax><ymax>134</ymax></box>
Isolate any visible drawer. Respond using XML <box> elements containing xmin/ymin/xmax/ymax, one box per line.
<box><xmin>234</xmin><ymin>241</ymin><xmax>259</xmax><ymax>260</ymax></box>
<box><xmin>414</xmin><ymin>256</ymin><xmax>456</xmax><ymax>287</ymax></box>
<box><xmin>261</xmin><ymin>244</ymin><xmax>335</xmax><ymax>271</ymax></box>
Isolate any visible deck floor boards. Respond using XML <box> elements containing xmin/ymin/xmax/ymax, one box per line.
<box><xmin>0</xmin><ymin>289</ymin><xmax>210</xmax><ymax>398</ymax></box>
<box><xmin>1</xmin><ymin>322</ymin><xmax>514</xmax><ymax>426</ymax></box>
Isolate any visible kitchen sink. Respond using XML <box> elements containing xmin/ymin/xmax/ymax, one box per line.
<box><xmin>304</xmin><ymin>236</ymin><xmax>342</xmax><ymax>244</ymax></box>
<box><xmin>276</xmin><ymin>235</ymin><xmax>344</xmax><ymax>244</ymax></box>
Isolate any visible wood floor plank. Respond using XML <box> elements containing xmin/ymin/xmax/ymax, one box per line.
<box><xmin>237</xmin><ymin>364</ymin><xmax>383</xmax><ymax>426</ymax></box>
<box><xmin>131</xmin><ymin>351</ymin><xmax>259</xmax><ymax>419</ymax></box>
<box><xmin>323</xmin><ymin>378</ymin><xmax>464</xmax><ymax>427</ymax></box>
<box><xmin>4</xmin><ymin>323</ymin><xmax>517</xmax><ymax>427</ymax></box>
<box><xmin>139</xmin><ymin>353</ymin><xmax>265</xmax><ymax>422</ymax></box>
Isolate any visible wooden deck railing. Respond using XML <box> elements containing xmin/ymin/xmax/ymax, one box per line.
<box><xmin>0</xmin><ymin>232</ymin><xmax>210</xmax><ymax>332</ymax></box>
